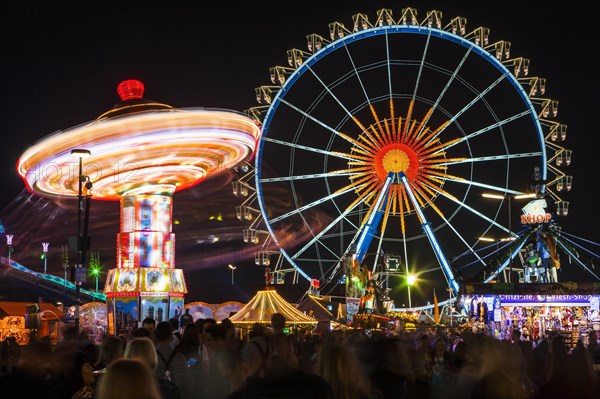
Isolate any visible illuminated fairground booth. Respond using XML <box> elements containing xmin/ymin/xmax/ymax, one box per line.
<box><xmin>104</xmin><ymin>193</ymin><xmax>187</xmax><ymax>335</ymax></box>
<box><xmin>461</xmin><ymin>282</ymin><xmax>600</xmax><ymax>348</ymax></box>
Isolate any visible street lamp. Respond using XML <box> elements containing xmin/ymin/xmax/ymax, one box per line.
<box><xmin>6</xmin><ymin>234</ymin><xmax>13</xmax><ymax>266</ymax></box>
<box><xmin>228</xmin><ymin>264</ymin><xmax>236</xmax><ymax>285</ymax></box>
<box><xmin>482</xmin><ymin>192</ymin><xmax>536</xmax><ymax>282</ymax></box>
<box><xmin>41</xmin><ymin>242</ymin><xmax>49</xmax><ymax>273</ymax></box>
<box><xmin>71</xmin><ymin>148</ymin><xmax>91</xmax><ymax>335</ymax></box>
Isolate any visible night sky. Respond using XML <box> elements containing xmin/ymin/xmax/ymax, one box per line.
<box><xmin>1</xmin><ymin>1</ymin><xmax>599</xmax><ymax>306</ymax></box>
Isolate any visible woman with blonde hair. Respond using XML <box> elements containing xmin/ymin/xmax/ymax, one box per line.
<box><xmin>96</xmin><ymin>358</ymin><xmax>161</xmax><ymax>399</ymax></box>
<box><xmin>314</xmin><ymin>339</ymin><xmax>379</xmax><ymax>399</ymax></box>
<box><xmin>124</xmin><ymin>337</ymin><xmax>182</xmax><ymax>399</ymax></box>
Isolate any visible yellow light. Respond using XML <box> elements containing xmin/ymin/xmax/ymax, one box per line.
<box><xmin>481</xmin><ymin>193</ymin><xmax>504</xmax><ymax>199</ymax></box>
<box><xmin>406</xmin><ymin>274</ymin><xmax>416</xmax><ymax>286</ymax></box>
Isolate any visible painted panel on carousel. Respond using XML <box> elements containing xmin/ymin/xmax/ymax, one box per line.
<box><xmin>216</xmin><ymin>301</ymin><xmax>244</xmax><ymax>321</ymax></box>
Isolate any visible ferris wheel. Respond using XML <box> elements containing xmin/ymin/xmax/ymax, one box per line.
<box><xmin>241</xmin><ymin>7</ymin><xmax>572</xmax><ymax>302</ymax></box>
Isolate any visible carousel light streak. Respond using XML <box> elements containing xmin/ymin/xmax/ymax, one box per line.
<box><xmin>18</xmin><ymin>112</ymin><xmax>259</xmax><ymax>200</ymax></box>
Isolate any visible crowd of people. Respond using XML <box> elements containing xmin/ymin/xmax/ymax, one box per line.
<box><xmin>1</xmin><ymin>312</ymin><xmax>600</xmax><ymax>399</ymax></box>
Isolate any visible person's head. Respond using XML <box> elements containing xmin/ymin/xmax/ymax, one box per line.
<box><xmin>131</xmin><ymin>327</ymin><xmax>152</xmax><ymax>339</ymax></box>
<box><xmin>512</xmin><ymin>329</ymin><xmax>521</xmax><ymax>342</ymax></box>
<box><xmin>96</xmin><ymin>358</ymin><xmax>161</xmax><ymax>399</ymax></box>
<box><xmin>154</xmin><ymin>321</ymin><xmax>173</xmax><ymax>343</ymax></box>
<box><xmin>124</xmin><ymin>337</ymin><xmax>158</xmax><ymax>370</ymax></box>
<box><xmin>99</xmin><ymin>336</ymin><xmax>124</xmax><ymax>367</ymax></box>
<box><xmin>249</xmin><ymin>323</ymin><xmax>266</xmax><ymax>340</ymax></box>
<box><xmin>185</xmin><ymin>308</ymin><xmax>190</xmax><ymax>314</ymax></box>
<box><xmin>199</xmin><ymin>318</ymin><xmax>217</xmax><ymax>342</ymax></box>
<box><xmin>314</xmin><ymin>340</ymin><xmax>372</xmax><ymax>399</ymax></box>
<box><xmin>169</xmin><ymin>317</ymin><xmax>180</xmax><ymax>332</ymax></box>
<box><xmin>53</xmin><ymin>350</ymin><xmax>95</xmax><ymax>392</ymax></box>
<box><xmin>178</xmin><ymin>322</ymin><xmax>201</xmax><ymax>354</ymax></box>
<box><xmin>271</xmin><ymin>313</ymin><xmax>286</xmax><ymax>331</ymax></box>
<box><xmin>204</xmin><ymin>323</ymin><xmax>227</xmax><ymax>349</ymax></box>
<box><xmin>142</xmin><ymin>317</ymin><xmax>156</xmax><ymax>333</ymax></box>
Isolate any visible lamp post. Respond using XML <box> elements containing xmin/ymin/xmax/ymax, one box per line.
<box><xmin>41</xmin><ymin>242</ymin><xmax>49</xmax><ymax>273</ymax></box>
<box><xmin>482</xmin><ymin>192</ymin><xmax>536</xmax><ymax>283</ymax></box>
<box><xmin>406</xmin><ymin>273</ymin><xmax>416</xmax><ymax>308</ymax></box>
<box><xmin>228</xmin><ymin>264</ymin><xmax>236</xmax><ymax>285</ymax></box>
<box><xmin>71</xmin><ymin>148</ymin><xmax>91</xmax><ymax>335</ymax></box>
<box><xmin>89</xmin><ymin>252</ymin><xmax>102</xmax><ymax>292</ymax></box>
<box><xmin>6</xmin><ymin>234</ymin><xmax>13</xmax><ymax>266</ymax></box>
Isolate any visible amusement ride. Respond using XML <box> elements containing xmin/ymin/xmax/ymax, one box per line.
<box><xmin>17</xmin><ymin>79</ymin><xmax>260</xmax><ymax>334</ymax></box>
<box><xmin>233</xmin><ymin>6</ymin><xmax>600</xmax><ymax>313</ymax></box>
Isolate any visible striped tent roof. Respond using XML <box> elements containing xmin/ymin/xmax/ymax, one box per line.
<box><xmin>229</xmin><ymin>289</ymin><xmax>317</xmax><ymax>325</ymax></box>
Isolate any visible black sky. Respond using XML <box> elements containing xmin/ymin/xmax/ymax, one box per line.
<box><xmin>1</xmin><ymin>0</ymin><xmax>599</xmax><ymax>305</ymax></box>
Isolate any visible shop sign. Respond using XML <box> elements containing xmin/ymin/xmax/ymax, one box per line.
<box><xmin>499</xmin><ymin>294</ymin><xmax>594</xmax><ymax>307</ymax></box>
<box><xmin>520</xmin><ymin>199</ymin><xmax>551</xmax><ymax>224</ymax></box>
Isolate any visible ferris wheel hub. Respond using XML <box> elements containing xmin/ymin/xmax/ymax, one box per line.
<box><xmin>374</xmin><ymin>143</ymin><xmax>419</xmax><ymax>182</ymax></box>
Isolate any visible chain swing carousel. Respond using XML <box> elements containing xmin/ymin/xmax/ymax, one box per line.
<box><xmin>18</xmin><ymin>80</ymin><xmax>260</xmax><ymax>335</ymax></box>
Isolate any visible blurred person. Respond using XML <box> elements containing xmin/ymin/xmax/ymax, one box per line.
<box><xmin>123</xmin><ymin>337</ymin><xmax>181</xmax><ymax>399</ymax></box>
<box><xmin>413</xmin><ymin>333</ymin><xmax>432</xmax><ymax>397</ymax></box>
<box><xmin>174</xmin><ymin>322</ymin><xmax>204</xmax><ymax>398</ymax></box>
<box><xmin>0</xmin><ymin>336</ymin><xmax>20</xmax><ymax>375</ymax></box>
<box><xmin>169</xmin><ymin>317</ymin><xmax>182</xmax><ymax>347</ymax></box>
<box><xmin>0</xmin><ymin>337</ymin><xmax>53</xmax><ymax>396</ymax></box>
<box><xmin>268</xmin><ymin>312</ymin><xmax>300</xmax><ymax>369</ymax></box>
<box><xmin>131</xmin><ymin>326</ymin><xmax>153</xmax><ymax>340</ymax></box>
<box><xmin>95</xmin><ymin>336</ymin><xmax>124</xmax><ymax>371</ymax></box>
<box><xmin>222</xmin><ymin>317</ymin><xmax>243</xmax><ymax>353</ymax></box>
<box><xmin>54</xmin><ymin>326</ymin><xmax>82</xmax><ymax>354</ymax></box>
<box><xmin>142</xmin><ymin>317</ymin><xmax>157</xmax><ymax>336</ymax></box>
<box><xmin>354</xmin><ymin>335</ymin><xmax>414</xmax><ymax>399</ymax></box>
<box><xmin>204</xmin><ymin>322</ymin><xmax>243</xmax><ymax>398</ymax></box>
<box><xmin>226</xmin><ymin>331</ymin><xmax>334</xmax><ymax>399</ymax></box>
<box><xmin>469</xmin><ymin>336</ymin><xmax>533</xmax><ymax>399</ymax></box>
<box><xmin>429</xmin><ymin>336</ymin><xmax>452</xmax><ymax>398</ymax></box>
<box><xmin>154</xmin><ymin>321</ymin><xmax>188</xmax><ymax>395</ymax></box>
<box><xmin>96</xmin><ymin>358</ymin><xmax>161</xmax><ymax>399</ymax></box>
<box><xmin>179</xmin><ymin>308</ymin><xmax>193</xmax><ymax>330</ymax></box>
<box><xmin>314</xmin><ymin>339</ymin><xmax>379</xmax><ymax>399</ymax></box>
<box><xmin>49</xmin><ymin>350</ymin><xmax>95</xmax><ymax>399</ymax></box>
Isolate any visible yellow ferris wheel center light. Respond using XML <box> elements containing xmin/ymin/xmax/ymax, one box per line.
<box><xmin>382</xmin><ymin>149</ymin><xmax>411</xmax><ymax>173</ymax></box>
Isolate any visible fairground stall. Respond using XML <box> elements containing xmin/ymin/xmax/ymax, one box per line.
<box><xmin>461</xmin><ymin>282</ymin><xmax>600</xmax><ymax>348</ymax></box>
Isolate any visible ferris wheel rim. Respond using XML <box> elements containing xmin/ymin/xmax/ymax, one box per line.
<box><xmin>251</xmin><ymin>15</ymin><xmax>556</xmax><ymax>305</ymax></box>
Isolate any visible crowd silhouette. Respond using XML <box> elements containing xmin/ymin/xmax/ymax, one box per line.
<box><xmin>1</xmin><ymin>313</ymin><xmax>599</xmax><ymax>399</ymax></box>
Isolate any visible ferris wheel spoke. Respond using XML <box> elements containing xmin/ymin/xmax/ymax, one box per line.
<box><xmin>401</xmin><ymin>32</ymin><xmax>433</xmax><ymax>129</ymax></box>
<box><xmin>425</xmin><ymin>182</ymin><xmax>513</xmax><ymax>235</ymax></box>
<box><xmin>440</xmin><ymin>152</ymin><xmax>543</xmax><ymax>166</ymax></box>
<box><xmin>434</xmin><ymin>176</ymin><xmax>522</xmax><ymax>196</ymax></box>
<box><xmin>259</xmin><ymin>171</ymin><xmax>355</xmax><ymax>184</ymax></box>
<box><xmin>268</xmin><ymin>186</ymin><xmax>356</xmax><ymax>224</ymax></box>
<box><xmin>262</xmin><ymin>136</ymin><xmax>357</xmax><ymax>161</ymax></box>
<box><xmin>278</xmin><ymin>98</ymin><xmax>373</xmax><ymax>153</ymax></box>
<box><xmin>412</xmin><ymin>183</ymin><xmax>488</xmax><ymax>267</ymax></box>
<box><xmin>415</xmin><ymin>47</ymin><xmax>473</xmax><ymax>141</ymax></box>
<box><xmin>426</xmin><ymin>73</ymin><xmax>509</xmax><ymax>145</ymax></box>
<box><xmin>291</xmin><ymin>199</ymin><xmax>363</xmax><ymax>259</ymax></box>
<box><xmin>435</xmin><ymin>109</ymin><xmax>533</xmax><ymax>154</ymax></box>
